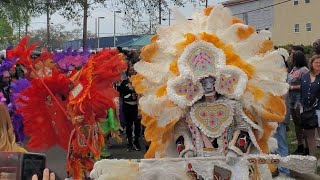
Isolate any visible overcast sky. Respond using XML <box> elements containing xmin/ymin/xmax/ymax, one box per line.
<box><xmin>29</xmin><ymin>0</ymin><xmax>227</xmax><ymax>36</ymax></box>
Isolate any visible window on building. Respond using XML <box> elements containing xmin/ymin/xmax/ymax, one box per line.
<box><xmin>293</xmin><ymin>0</ymin><xmax>299</xmax><ymax>5</ymax></box>
<box><xmin>294</xmin><ymin>24</ymin><xmax>300</xmax><ymax>32</ymax></box>
<box><xmin>305</xmin><ymin>0</ymin><xmax>310</xmax><ymax>3</ymax></box>
<box><xmin>306</xmin><ymin>23</ymin><xmax>312</xmax><ymax>31</ymax></box>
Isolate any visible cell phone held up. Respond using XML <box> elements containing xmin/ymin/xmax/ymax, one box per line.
<box><xmin>0</xmin><ymin>152</ymin><xmax>46</xmax><ymax>180</ymax></box>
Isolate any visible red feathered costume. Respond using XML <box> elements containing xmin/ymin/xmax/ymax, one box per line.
<box><xmin>11</xmin><ymin>37</ymin><xmax>127</xmax><ymax>179</ymax></box>
<box><xmin>16</xmin><ymin>72</ymin><xmax>72</xmax><ymax>150</ymax></box>
<box><xmin>67</xmin><ymin>50</ymin><xmax>127</xmax><ymax>179</ymax></box>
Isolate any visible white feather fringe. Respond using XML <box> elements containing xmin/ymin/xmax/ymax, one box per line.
<box><xmin>139</xmin><ymin>161</ymin><xmax>189</xmax><ymax>180</ymax></box>
<box><xmin>206</xmin><ymin>5</ymin><xmax>233</xmax><ymax>34</ymax></box>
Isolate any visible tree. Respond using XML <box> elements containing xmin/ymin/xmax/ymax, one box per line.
<box><xmin>64</xmin><ymin>28</ymin><xmax>95</xmax><ymax>41</ymax></box>
<box><xmin>0</xmin><ymin>0</ymin><xmax>63</xmax><ymax>47</ymax></box>
<box><xmin>0</xmin><ymin>17</ymin><xmax>14</xmax><ymax>48</ymax></box>
<box><xmin>0</xmin><ymin>0</ymin><xmax>46</xmax><ymax>38</ymax></box>
<box><xmin>109</xmin><ymin>0</ymin><xmax>206</xmax><ymax>34</ymax></box>
<box><xmin>27</xmin><ymin>26</ymin><xmax>96</xmax><ymax>50</ymax></box>
<box><xmin>58</xmin><ymin>0</ymin><xmax>107</xmax><ymax>48</ymax></box>
<box><xmin>28</xmin><ymin>24</ymin><xmax>69</xmax><ymax>50</ymax></box>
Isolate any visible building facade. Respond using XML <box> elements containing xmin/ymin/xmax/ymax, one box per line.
<box><xmin>222</xmin><ymin>0</ymin><xmax>273</xmax><ymax>32</ymax></box>
<box><xmin>222</xmin><ymin>0</ymin><xmax>320</xmax><ymax>45</ymax></box>
<box><xmin>272</xmin><ymin>0</ymin><xmax>320</xmax><ymax>45</ymax></box>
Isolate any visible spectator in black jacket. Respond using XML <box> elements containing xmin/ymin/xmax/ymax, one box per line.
<box><xmin>117</xmin><ymin>65</ymin><xmax>141</xmax><ymax>151</ymax></box>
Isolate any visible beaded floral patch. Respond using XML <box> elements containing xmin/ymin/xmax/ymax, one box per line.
<box><xmin>187</xmin><ymin>48</ymin><xmax>215</xmax><ymax>78</ymax></box>
<box><xmin>78</xmin><ymin>125</ymin><xmax>91</xmax><ymax>147</ymax></box>
<box><xmin>175</xmin><ymin>79</ymin><xmax>201</xmax><ymax>101</ymax></box>
<box><xmin>218</xmin><ymin>74</ymin><xmax>239</xmax><ymax>94</ymax></box>
<box><xmin>215</xmin><ymin>65</ymin><xmax>248</xmax><ymax>100</ymax></box>
<box><xmin>167</xmin><ymin>75</ymin><xmax>204</xmax><ymax>107</ymax></box>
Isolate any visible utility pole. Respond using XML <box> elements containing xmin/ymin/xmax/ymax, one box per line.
<box><xmin>149</xmin><ymin>14</ymin><xmax>152</xmax><ymax>34</ymax></box>
<box><xmin>169</xmin><ymin>9</ymin><xmax>171</xmax><ymax>26</ymax></box>
<box><xmin>95</xmin><ymin>18</ymin><xmax>97</xmax><ymax>48</ymax></box>
<box><xmin>132</xmin><ymin>19</ymin><xmax>134</xmax><ymax>35</ymax></box>
<box><xmin>83</xmin><ymin>0</ymin><xmax>88</xmax><ymax>49</ymax></box>
<box><xmin>46</xmin><ymin>0</ymin><xmax>51</xmax><ymax>51</ymax></box>
<box><xmin>159</xmin><ymin>0</ymin><xmax>161</xmax><ymax>25</ymax></box>
<box><xmin>18</xmin><ymin>20</ymin><xmax>21</xmax><ymax>39</ymax></box>
<box><xmin>113</xmin><ymin>11</ymin><xmax>121</xmax><ymax>47</ymax></box>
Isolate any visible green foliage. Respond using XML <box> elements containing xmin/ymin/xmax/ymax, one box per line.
<box><xmin>278</xmin><ymin>44</ymin><xmax>313</xmax><ymax>55</ymax></box>
<box><xmin>28</xmin><ymin>24</ymin><xmax>69</xmax><ymax>50</ymax></box>
<box><xmin>0</xmin><ymin>0</ymin><xmax>65</xmax><ymax>39</ymax></box>
<box><xmin>287</xmin><ymin>120</ymin><xmax>320</xmax><ymax>175</ymax></box>
<box><xmin>27</xmin><ymin>25</ymin><xmax>95</xmax><ymax>50</ymax></box>
<box><xmin>0</xmin><ymin>17</ymin><xmax>13</xmax><ymax>46</ymax></box>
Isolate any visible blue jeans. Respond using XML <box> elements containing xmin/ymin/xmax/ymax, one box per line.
<box><xmin>274</xmin><ymin>122</ymin><xmax>290</xmax><ymax>175</ymax></box>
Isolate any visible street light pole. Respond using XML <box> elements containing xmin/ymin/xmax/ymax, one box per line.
<box><xmin>159</xmin><ymin>0</ymin><xmax>161</xmax><ymax>25</ymax></box>
<box><xmin>97</xmin><ymin>17</ymin><xmax>104</xmax><ymax>49</ymax></box>
<box><xmin>46</xmin><ymin>0</ymin><xmax>51</xmax><ymax>51</ymax></box>
<box><xmin>169</xmin><ymin>9</ymin><xmax>171</xmax><ymax>26</ymax></box>
<box><xmin>95</xmin><ymin>18</ymin><xmax>97</xmax><ymax>48</ymax></box>
<box><xmin>113</xmin><ymin>11</ymin><xmax>121</xmax><ymax>48</ymax></box>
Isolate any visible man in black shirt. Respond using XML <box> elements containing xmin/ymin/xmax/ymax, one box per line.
<box><xmin>117</xmin><ymin>65</ymin><xmax>141</xmax><ymax>151</ymax></box>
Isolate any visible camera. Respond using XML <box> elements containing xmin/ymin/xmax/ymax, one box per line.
<box><xmin>0</xmin><ymin>152</ymin><xmax>46</xmax><ymax>180</ymax></box>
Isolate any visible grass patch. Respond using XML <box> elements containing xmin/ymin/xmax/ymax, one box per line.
<box><xmin>287</xmin><ymin>120</ymin><xmax>320</xmax><ymax>175</ymax></box>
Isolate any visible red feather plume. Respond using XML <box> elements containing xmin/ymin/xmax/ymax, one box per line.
<box><xmin>16</xmin><ymin>72</ymin><xmax>72</xmax><ymax>150</ymax></box>
<box><xmin>68</xmin><ymin>49</ymin><xmax>127</xmax><ymax>121</ymax></box>
<box><xmin>7</xmin><ymin>36</ymin><xmax>38</xmax><ymax>67</ymax></box>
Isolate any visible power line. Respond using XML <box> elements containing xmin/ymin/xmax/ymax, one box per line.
<box><xmin>233</xmin><ymin>0</ymin><xmax>292</xmax><ymax>16</ymax></box>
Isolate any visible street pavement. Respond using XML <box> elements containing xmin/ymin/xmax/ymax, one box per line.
<box><xmin>37</xmin><ymin>135</ymin><xmax>146</xmax><ymax>180</ymax></box>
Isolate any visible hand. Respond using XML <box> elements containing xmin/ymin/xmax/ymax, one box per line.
<box><xmin>32</xmin><ymin>168</ymin><xmax>55</xmax><ymax>180</ymax></box>
<box><xmin>226</xmin><ymin>150</ymin><xmax>239</xmax><ymax>165</ymax></box>
<box><xmin>180</xmin><ymin>148</ymin><xmax>195</xmax><ymax>158</ymax></box>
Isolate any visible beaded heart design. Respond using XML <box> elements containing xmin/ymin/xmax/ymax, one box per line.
<box><xmin>190</xmin><ymin>102</ymin><xmax>233</xmax><ymax>138</ymax></box>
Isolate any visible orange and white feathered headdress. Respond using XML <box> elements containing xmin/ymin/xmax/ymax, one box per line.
<box><xmin>132</xmin><ymin>5</ymin><xmax>288</xmax><ymax>158</ymax></box>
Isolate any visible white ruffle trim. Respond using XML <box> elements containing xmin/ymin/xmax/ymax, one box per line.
<box><xmin>90</xmin><ymin>155</ymin><xmax>317</xmax><ymax>180</ymax></box>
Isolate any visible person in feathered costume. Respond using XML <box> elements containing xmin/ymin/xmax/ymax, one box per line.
<box><xmin>8</xmin><ymin>37</ymin><xmax>71</xmax><ymax>151</ymax></box>
<box><xmin>53</xmin><ymin>48</ymin><xmax>90</xmax><ymax>73</ymax></box>
<box><xmin>0</xmin><ymin>49</ymin><xmax>29</xmax><ymax>144</ymax></box>
<box><xmin>16</xmin><ymin>72</ymin><xmax>72</xmax><ymax>150</ymax></box>
<box><xmin>28</xmin><ymin>51</ymin><xmax>57</xmax><ymax>79</ymax></box>
<box><xmin>9</xmin><ymin>79</ymin><xmax>31</xmax><ymax>144</ymax></box>
<box><xmin>10</xmin><ymin>37</ymin><xmax>127</xmax><ymax>179</ymax></box>
<box><xmin>131</xmin><ymin>5</ymin><xmax>289</xmax><ymax>179</ymax></box>
<box><xmin>66</xmin><ymin>49</ymin><xmax>127</xmax><ymax>179</ymax></box>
